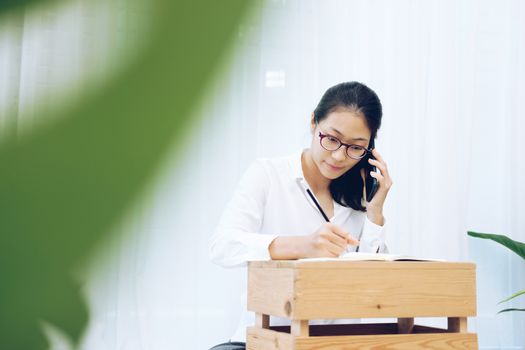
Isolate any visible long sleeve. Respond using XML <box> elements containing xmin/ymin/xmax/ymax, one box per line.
<box><xmin>356</xmin><ymin>216</ymin><xmax>388</xmax><ymax>253</ymax></box>
<box><xmin>209</xmin><ymin>160</ymin><xmax>278</xmax><ymax>267</ymax></box>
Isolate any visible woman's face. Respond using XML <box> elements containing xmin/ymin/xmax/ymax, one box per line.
<box><xmin>310</xmin><ymin>108</ymin><xmax>371</xmax><ymax>180</ymax></box>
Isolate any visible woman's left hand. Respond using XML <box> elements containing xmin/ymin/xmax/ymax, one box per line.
<box><xmin>360</xmin><ymin>148</ymin><xmax>393</xmax><ymax>226</ymax></box>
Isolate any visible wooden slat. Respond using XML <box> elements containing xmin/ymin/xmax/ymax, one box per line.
<box><xmin>291</xmin><ymin>320</ymin><xmax>309</xmax><ymax>337</ymax></box>
<box><xmin>246</xmin><ymin>327</ymin><xmax>293</xmax><ymax>350</ymax></box>
<box><xmin>248</xmin><ymin>267</ymin><xmax>294</xmax><ymax>318</ymax></box>
<box><xmin>294</xmin><ymin>332</ymin><xmax>478</xmax><ymax>350</ymax></box>
<box><xmin>249</xmin><ymin>260</ymin><xmax>475</xmax><ymax>270</ymax></box>
<box><xmin>448</xmin><ymin>317</ymin><xmax>468</xmax><ymax>333</ymax></box>
<box><xmin>255</xmin><ymin>313</ymin><xmax>270</xmax><ymax>329</ymax></box>
<box><xmin>292</xmin><ymin>265</ymin><xmax>476</xmax><ymax>319</ymax></box>
<box><xmin>248</xmin><ymin>262</ymin><xmax>477</xmax><ymax>319</ymax></box>
<box><xmin>398</xmin><ymin>317</ymin><xmax>414</xmax><ymax>334</ymax></box>
<box><xmin>247</xmin><ymin>326</ymin><xmax>478</xmax><ymax>350</ymax></box>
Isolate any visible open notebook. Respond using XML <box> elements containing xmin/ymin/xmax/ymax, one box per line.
<box><xmin>299</xmin><ymin>252</ymin><xmax>446</xmax><ymax>262</ymax></box>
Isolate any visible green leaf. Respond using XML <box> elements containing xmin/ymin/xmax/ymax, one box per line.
<box><xmin>0</xmin><ymin>0</ymin><xmax>254</xmax><ymax>349</ymax></box>
<box><xmin>498</xmin><ymin>289</ymin><xmax>525</xmax><ymax>304</ymax></box>
<box><xmin>497</xmin><ymin>308</ymin><xmax>525</xmax><ymax>314</ymax></box>
<box><xmin>467</xmin><ymin>231</ymin><xmax>525</xmax><ymax>260</ymax></box>
<box><xmin>0</xmin><ymin>0</ymin><xmax>57</xmax><ymax>14</ymax></box>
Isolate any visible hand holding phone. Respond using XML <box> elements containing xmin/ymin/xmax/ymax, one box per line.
<box><xmin>364</xmin><ymin>139</ymin><xmax>379</xmax><ymax>202</ymax></box>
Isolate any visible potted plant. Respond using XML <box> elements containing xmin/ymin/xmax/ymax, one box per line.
<box><xmin>468</xmin><ymin>231</ymin><xmax>525</xmax><ymax>313</ymax></box>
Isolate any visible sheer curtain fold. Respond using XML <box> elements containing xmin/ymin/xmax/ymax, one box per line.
<box><xmin>0</xmin><ymin>0</ymin><xmax>523</xmax><ymax>349</ymax></box>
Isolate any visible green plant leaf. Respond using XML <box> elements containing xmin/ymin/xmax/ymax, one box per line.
<box><xmin>467</xmin><ymin>231</ymin><xmax>525</xmax><ymax>260</ymax></box>
<box><xmin>0</xmin><ymin>0</ymin><xmax>253</xmax><ymax>349</ymax></box>
<box><xmin>498</xmin><ymin>289</ymin><xmax>525</xmax><ymax>304</ymax></box>
<box><xmin>497</xmin><ymin>308</ymin><xmax>525</xmax><ymax>314</ymax></box>
<box><xmin>0</xmin><ymin>0</ymin><xmax>57</xmax><ymax>13</ymax></box>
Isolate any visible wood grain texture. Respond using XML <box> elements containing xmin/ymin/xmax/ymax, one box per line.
<box><xmin>246</xmin><ymin>327</ymin><xmax>293</xmax><ymax>350</ymax></box>
<box><xmin>247</xmin><ymin>261</ymin><xmax>478</xmax><ymax>349</ymax></box>
<box><xmin>448</xmin><ymin>317</ymin><xmax>468</xmax><ymax>332</ymax></box>
<box><xmin>293</xmin><ymin>265</ymin><xmax>476</xmax><ymax>319</ymax></box>
<box><xmin>247</xmin><ymin>326</ymin><xmax>478</xmax><ymax>350</ymax></box>
<box><xmin>291</xmin><ymin>320</ymin><xmax>309</xmax><ymax>337</ymax></box>
<box><xmin>248</xmin><ymin>261</ymin><xmax>477</xmax><ymax>319</ymax></box>
<box><xmin>248</xmin><ymin>267</ymin><xmax>294</xmax><ymax>318</ymax></box>
<box><xmin>294</xmin><ymin>332</ymin><xmax>478</xmax><ymax>350</ymax></box>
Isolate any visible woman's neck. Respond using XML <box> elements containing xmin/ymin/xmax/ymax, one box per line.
<box><xmin>301</xmin><ymin>149</ymin><xmax>331</xmax><ymax>193</ymax></box>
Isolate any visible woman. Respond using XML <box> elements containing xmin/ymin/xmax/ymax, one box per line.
<box><xmin>208</xmin><ymin>81</ymin><xmax>393</xmax><ymax>350</ymax></box>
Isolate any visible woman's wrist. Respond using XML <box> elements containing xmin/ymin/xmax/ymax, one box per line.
<box><xmin>366</xmin><ymin>207</ymin><xmax>384</xmax><ymax>226</ymax></box>
<box><xmin>269</xmin><ymin>235</ymin><xmax>307</xmax><ymax>260</ymax></box>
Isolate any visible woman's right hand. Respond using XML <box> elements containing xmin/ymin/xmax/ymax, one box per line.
<box><xmin>300</xmin><ymin>222</ymin><xmax>359</xmax><ymax>258</ymax></box>
<box><xmin>268</xmin><ymin>223</ymin><xmax>359</xmax><ymax>260</ymax></box>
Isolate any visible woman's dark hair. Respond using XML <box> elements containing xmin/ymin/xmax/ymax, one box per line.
<box><xmin>313</xmin><ymin>81</ymin><xmax>383</xmax><ymax>211</ymax></box>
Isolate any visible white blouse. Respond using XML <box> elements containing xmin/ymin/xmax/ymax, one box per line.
<box><xmin>209</xmin><ymin>150</ymin><xmax>387</xmax><ymax>341</ymax></box>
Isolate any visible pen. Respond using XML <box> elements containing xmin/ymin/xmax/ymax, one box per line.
<box><xmin>306</xmin><ymin>188</ymin><xmax>330</xmax><ymax>222</ymax></box>
<box><xmin>305</xmin><ymin>188</ymin><xmax>370</xmax><ymax>253</ymax></box>
<box><xmin>306</xmin><ymin>188</ymin><xmax>359</xmax><ymax>252</ymax></box>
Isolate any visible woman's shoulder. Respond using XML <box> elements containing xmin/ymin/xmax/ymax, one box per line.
<box><xmin>251</xmin><ymin>152</ymin><xmax>299</xmax><ymax>178</ymax></box>
<box><xmin>254</xmin><ymin>153</ymin><xmax>294</xmax><ymax>167</ymax></box>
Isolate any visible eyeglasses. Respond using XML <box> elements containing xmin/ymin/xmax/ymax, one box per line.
<box><xmin>318</xmin><ymin>131</ymin><xmax>371</xmax><ymax>159</ymax></box>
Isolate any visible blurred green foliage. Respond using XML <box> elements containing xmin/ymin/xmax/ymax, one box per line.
<box><xmin>0</xmin><ymin>0</ymin><xmax>252</xmax><ymax>348</ymax></box>
<box><xmin>0</xmin><ymin>0</ymin><xmax>56</xmax><ymax>13</ymax></box>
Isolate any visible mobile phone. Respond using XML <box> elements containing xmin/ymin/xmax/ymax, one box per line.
<box><xmin>365</xmin><ymin>139</ymin><xmax>379</xmax><ymax>202</ymax></box>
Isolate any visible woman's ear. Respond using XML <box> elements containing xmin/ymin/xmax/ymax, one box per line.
<box><xmin>310</xmin><ymin>113</ymin><xmax>316</xmax><ymax>134</ymax></box>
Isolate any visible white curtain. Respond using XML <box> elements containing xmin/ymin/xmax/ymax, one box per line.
<box><xmin>1</xmin><ymin>0</ymin><xmax>524</xmax><ymax>349</ymax></box>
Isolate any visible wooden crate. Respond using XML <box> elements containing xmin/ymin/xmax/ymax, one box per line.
<box><xmin>246</xmin><ymin>260</ymin><xmax>478</xmax><ymax>349</ymax></box>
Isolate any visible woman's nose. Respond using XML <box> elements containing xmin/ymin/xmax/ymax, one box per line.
<box><xmin>332</xmin><ymin>147</ymin><xmax>347</xmax><ymax>161</ymax></box>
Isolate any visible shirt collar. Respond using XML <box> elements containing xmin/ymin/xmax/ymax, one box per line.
<box><xmin>290</xmin><ymin>149</ymin><xmax>349</xmax><ymax>220</ymax></box>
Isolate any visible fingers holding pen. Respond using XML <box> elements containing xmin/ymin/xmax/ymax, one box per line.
<box><xmin>321</xmin><ymin>224</ymin><xmax>348</xmax><ymax>248</ymax></box>
<box><xmin>305</xmin><ymin>223</ymin><xmax>359</xmax><ymax>258</ymax></box>
<box><xmin>328</xmin><ymin>223</ymin><xmax>359</xmax><ymax>246</ymax></box>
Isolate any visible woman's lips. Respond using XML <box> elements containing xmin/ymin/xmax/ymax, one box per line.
<box><xmin>326</xmin><ymin>162</ymin><xmax>344</xmax><ymax>171</ymax></box>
